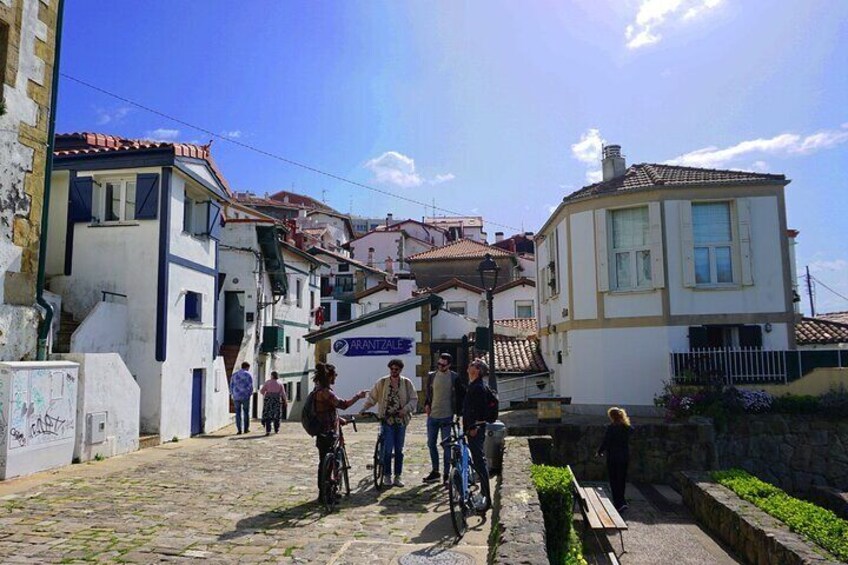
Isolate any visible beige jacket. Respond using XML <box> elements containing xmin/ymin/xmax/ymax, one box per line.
<box><xmin>363</xmin><ymin>375</ymin><xmax>417</xmax><ymax>425</ymax></box>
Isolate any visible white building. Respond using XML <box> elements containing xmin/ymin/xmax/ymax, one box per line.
<box><xmin>309</xmin><ymin>246</ymin><xmax>388</xmax><ymax>327</ymax></box>
<box><xmin>537</xmin><ymin>145</ymin><xmax>797</xmax><ymax>412</ymax></box>
<box><xmin>423</xmin><ymin>216</ymin><xmax>487</xmax><ymax>243</ymax></box>
<box><xmin>45</xmin><ymin>133</ymin><xmax>232</xmax><ymax>440</ymax></box>
<box><xmin>347</xmin><ymin>219</ymin><xmax>448</xmax><ymax>274</ymax></box>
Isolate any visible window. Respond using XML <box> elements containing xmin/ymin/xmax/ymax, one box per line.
<box><xmin>296</xmin><ymin>279</ymin><xmax>303</xmax><ymax>308</ymax></box>
<box><xmin>610</xmin><ymin>207</ymin><xmax>651</xmax><ymax>290</ymax></box>
<box><xmin>693</xmin><ymin>202</ymin><xmax>733</xmax><ymax>285</ymax></box>
<box><xmin>337</xmin><ymin>263</ymin><xmax>350</xmax><ymax>273</ymax></box>
<box><xmin>296</xmin><ymin>338</ymin><xmax>301</xmax><ymax>353</ymax></box>
<box><xmin>446</xmin><ymin>301</ymin><xmax>467</xmax><ymax>315</ymax></box>
<box><xmin>549</xmin><ymin>227</ymin><xmax>560</xmax><ymax>296</ymax></box>
<box><xmin>183</xmin><ymin>194</ymin><xmax>196</xmax><ymax>233</ymax></box>
<box><xmin>335</xmin><ymin>274</ymin><xmax>354</xmax><ymax>293</ymax></box>
<box><xmin>285</xmin><ymin>336</ymin><xmax>291</xmax><ymax>353</ymax></box>
<box><xmin>688</xmin><ymin>325</ymin><xmax>762</xmax><ymax>349</ymax></box>
<box><xmin>515</xmin><ymin>300</ymin><xmax>534</xmax><ymax>318</ymax></box>
<box><xmin>295</xmin><ymin>381</ymin><xmax>302</xmax><ymax>401</ymax></box>
<box><xmin>310</xmin><ymin>291</ymin><xmax>315</xmax><ymax>311</ymax></box>
<box><xmin>92</xmin><ymin>179</ymin><xmax>136</xmax><ymax>223</ymax></box>
<box><xmin>184</xmin><ymin>291</ymin><xmax>202</xmax><ymax>322</ymax></box>
<box><xmin>337</xmin><ymin>302</ymin><xmax>352</xmax><ymax>321</ymax></box>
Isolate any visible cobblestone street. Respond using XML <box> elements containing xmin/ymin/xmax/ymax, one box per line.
<box><xmin>0</xmin><ymin>418</ymin><xmax>490</xmax><ymax>564</ymax></box>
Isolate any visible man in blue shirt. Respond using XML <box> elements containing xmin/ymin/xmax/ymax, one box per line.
<box><xmin>230</xmin><ymin>362</ymin><xmax>254</xmax><ymax>434</ymax></box>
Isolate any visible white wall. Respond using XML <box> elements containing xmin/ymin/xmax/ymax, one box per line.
<box><xmin>71</xmin><ymin>302</ymin><xmax>129</xmax><ymax>359</ymax></box>
<box><xmin>604</xmin><ymin>290</ymin><xmax>663</xmax><ymax>318</ymax></box>
<box><xmin>570</xmin><ymin>211</ymin><xmax>597</xmax><ymax>320</ymax></box>
<box><xmin>432</xmin><ymin>309</ymin><xmax>478</xmax><ymax>341</ymax></box>
<box><xmin>493</xmin><ymin>284</ymin><xmax>536</xmax><ymax>319</ymax></box>
<box><xmin>438</xmin><ymin>287</ymin><xmax>481</xmax><ymax>315</ymax></box>
<box><xmin>324</xmin><ymin>307</ymin><xmax>423</xmax><ymax>403</ymax></box>
<box><xmin>170</xmin><ymin>173</ymin><xmax>216</xmax><ymax>269</ymax></box>
<box><xmin>59</xmin><ymin>353</ymin><xmax>139</xmax><ymax>462</ymax></box>
<box><xmin>359</xmin><ymin>287</ymin><xmax>399</xmax><ymax>314</ymax></box>
<box><xmin>350</xmin><ymin>231</ymin><xmax>403</xmax><ymax>268</ymax></box>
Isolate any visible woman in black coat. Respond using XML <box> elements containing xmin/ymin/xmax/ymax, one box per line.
<box><xmin>597</xmin><ymin>407</ymin><xmax>632</xmax><ymax>511</ymax></box>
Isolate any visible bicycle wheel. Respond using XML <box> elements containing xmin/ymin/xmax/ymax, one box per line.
<box><xmin>447</xmin><ymin>467</ymin><xmax>468</xmax><ymax>538</ymax></box>
<box><xmin>322</xmin><ymin>452</ymin><xmax>339</xmax><ymax>513</ymax></box>
<box><xmin>372</xmin><ymin>435</ymin><xmax>384</xmax><ymax>490</ymax></box>
<box><xmin>339</xmin><ymin>447</ymin><xmax>351</xmax><ymax>497</ymax></box>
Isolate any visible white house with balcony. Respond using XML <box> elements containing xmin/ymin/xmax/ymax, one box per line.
<box><xmin>45</xmin><ymin>133</ymin><xmax>232</xmax><ymax>440</ymax></box>
<box><xmin>309</xmin><ymin>246</ymin><xmax>387</xmax><ymax>327</ymax></box>
<box><xmin>347</xmin><ymin>219</ymin><xmax>448</xmax><ymax>274</ymax></box>
<box><xmin>536</xmin><ymin>145</ymin><xmax>798</xmax><ymax>412</ymax></box>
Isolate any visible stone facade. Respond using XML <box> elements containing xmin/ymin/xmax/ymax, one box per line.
<box><xmin>491</xmin><ymin>436</ymin><xmax>549</xmax><ymax>564</ymax></box>
<box><xmin>680</xmin><ymin>471</ymin><xmax>843</xmax><ymax>565</ymax></box>
<box><xmin>0</xmin><ymin>0</ymin><xmax>59</xmax><ymax>360</ymax></box>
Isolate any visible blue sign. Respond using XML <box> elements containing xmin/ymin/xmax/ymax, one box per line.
<box><xmin>333</xmin><ymin>337</ymin><xmax>414</xmax><ymax>357</ymax></box>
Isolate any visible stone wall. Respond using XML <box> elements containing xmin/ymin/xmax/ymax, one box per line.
<box><xmin>679</xmin><ymin>471</ymin><xmax>842</xmax><ymax>565</ymax></box>
<box><xmin>491</xmin><ymin>437</ymin><xmax>549</xmax><ymax>565</ymax></box>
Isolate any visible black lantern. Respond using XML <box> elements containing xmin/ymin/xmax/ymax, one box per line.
<box><xmin>477</xmin><ymin>253</ymin><xmax>500</xmax><ymax>391</ymax></box>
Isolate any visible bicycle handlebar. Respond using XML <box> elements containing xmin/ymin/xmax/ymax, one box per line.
<box><xmin>440</xmin><ymin>422</ymin><xmax>486</xmax><ymax>447</ymax></box>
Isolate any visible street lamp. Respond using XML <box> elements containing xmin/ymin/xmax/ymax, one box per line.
<box><xmin>477</xmin><ymin>253</ymin><xmax>500</xmax><ymax>391</ymax></box>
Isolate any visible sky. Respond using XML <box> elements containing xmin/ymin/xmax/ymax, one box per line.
<box><xmin>56</xmin><ymin>0</ymin><xmax>848</xmax><ymax>314</ymax></box>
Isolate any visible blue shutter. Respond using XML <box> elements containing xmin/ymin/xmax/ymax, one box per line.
<box><xmin>135</xmin><ymin>173</ymin><xmax>160</xmax><ymax>219</ymax></box>
<box><xmin>69</xmin><ymin>177</ymin><xmax>94</xmax><ymax>223</ymax></box>
<box><xmin>207</xmin><ymin>201</ymin><xmax>223</xmax><ymax>240</ymax></box>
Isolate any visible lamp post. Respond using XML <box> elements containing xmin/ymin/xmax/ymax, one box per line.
<box><xmin>478</xmin><ymin>253</ymin><xmax>500</xmax><ymax>391</ymax></box>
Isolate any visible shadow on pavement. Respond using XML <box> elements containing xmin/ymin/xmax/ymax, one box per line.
<box><xmin>377</xmin><ymin>483</ymin><xmax>441</xmax><ymax>515</ymax></box>
<box><xmin>219</xmin><ymin>500</ymin><xmax>326</xmax><ymax>540</ymax></box>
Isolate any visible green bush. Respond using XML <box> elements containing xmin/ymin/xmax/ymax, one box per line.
<box><xmin>530</xmin><ymin>465</ymin><xmax>588</xmax><ymax>565</ymax></box>
<box><xmin>771</xmin><ymin>394</ymin><xmax>820</xmax><ymax>414</ymax></box>
<box><xmin>712</xmin><ymin>469</ymin><xmax>848</xmax><ymax>562</ymax></box>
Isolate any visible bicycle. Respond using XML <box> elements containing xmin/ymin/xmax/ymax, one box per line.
<box><xmin>440</xmin><ymin>420</ymin><xmax>486</xmax><ymax>537</ymax></box>
<box><xmin>361</xmin><ymin>411</ymin><xmax>385</xmax><ymax>491</ymax></box>
<box><xmin>320</xmin><ymin>417</ymin><xmax>357</xmax><ymax>513</ymax></box>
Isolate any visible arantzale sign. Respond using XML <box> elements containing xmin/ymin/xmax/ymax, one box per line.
<box><xmin>333</xmin><ymin>337</ymin><xmax>414</xmax><ymax>357</ymax></box>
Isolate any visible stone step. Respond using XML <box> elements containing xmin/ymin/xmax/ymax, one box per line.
<box><xmin>138</xmin><ymin>434</ymin><xmax>160</xmax><ymax>449</ymax></box>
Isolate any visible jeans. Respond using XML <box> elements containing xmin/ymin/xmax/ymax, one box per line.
<box><xmin>382</xmin><ymin>422</ymin><xmax>407</xmax><ymax>477</ymax></box>
<box><xmin>427</xmin><ymin>416</ymin><xmax>453</xmax><ymax>476</ymax></box>
<box><xmin>467</xmin><ymin>427</ymin><xmax>491</xmax><ymax>507</ymax></box>
<box><xmin>234</xmin><ymin>398</ymin><xmax>250</xmax><ymax>432</ymax></box>
<box><xmin>316</xmin><ymin>432</ymin><xmax>337</xmax><ymax>501</ymax></box>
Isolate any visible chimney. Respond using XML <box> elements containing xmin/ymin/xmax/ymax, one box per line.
<box><xmin>367</xmin><ymin>247</ymin><xmax>375</xmax><ymax>267</ymax></box>
<box><xmin>384</xmin><ymin>257</ymin><xmax>394</xmax><ymax>274</ymax></box>
<box><xmin>298</xmin><ymin>208</ymin><xmax>307</xmax><ymax>219</ymax></box>
<box><xmin>495</xmin><ymin>232</ymin><xmax>504</xmax><ymax>243</ymax></box>
<box><xmin>602</xmin><ymin>145</ymin><xmax>626</xmax><ymax>181</ymax></box>
<box><xmin>386</xmin><ymin>213</ymin><xmax>393</xmax><ymax>226</ymax></box>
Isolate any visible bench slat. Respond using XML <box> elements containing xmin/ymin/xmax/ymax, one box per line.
<box><xmin>592</xmin><ymin>486</ymin><xmax>628</xmax><ymax>530</ymax></box>
<box><xmin>607</xmin><ymin>551</ymin><xmax>621</xmax><ymax>565</ymax></box>
<box><xmin>583</xmin><ymin>487</ymin><xmax>618</xmax><ymax>530</ymax></box>
<box><xmin>576</xmin><ymin>487</ymin><xmax>605</xmax><ymax>529</ymax></box>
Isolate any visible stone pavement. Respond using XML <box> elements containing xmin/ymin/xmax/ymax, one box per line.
<box><xmin>0</xmin><ymin>418</ymin><xmax>490</xmax><ymax>564</ymax></box>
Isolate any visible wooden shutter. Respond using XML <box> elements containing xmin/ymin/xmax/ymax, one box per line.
<box><xmin>688</xmin><ymin>326</ymin><xmax>708</xmax><ymax>349</ymax></box>
<box><xmin>737</xmin><ymin>198</ymin><xmax>754</xmax><ymax>286</ymax></box>
<box><xmin>69</xmin><ymin>177</ymin><xmax>94</xmax><ymax>223</ymax></box>
<box><xmin>679</xmin><ymin>201</ymin><xmax>696</xmax><ymax>287</ymax></box>
<box><xmin>594</xmin><ymin>209</ymin><xmax>609</xmax><ymax>292</ymax></box>
<box><xmin>135</xmin><ymin>173</ymin><xmax>160</xmax><ymax>219</ymax></box>
<box><xmin>207</xmin><ymin>201</ymin><xmax>223</xmax><ymax>240</ymax></box>
<box><xmin>739</xmin><ymin>325</ymin><xmax>763</xmax><ymax>348</ymax></box>
<box><xmin>648</xmin><ymin>202</ymin><xmax>665</xmax><ymax>289</ymax></box>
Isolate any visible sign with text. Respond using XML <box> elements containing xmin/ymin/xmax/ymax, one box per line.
<box><xmin>333</xmin><ymin>337</ymin><xmax>414</xmax><ymax>357</ymax></box>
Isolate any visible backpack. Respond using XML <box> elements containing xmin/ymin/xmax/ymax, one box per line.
<box><xmin>300</xmin><ymin>388</ymin><xmax>322</xmax><ymax>437</ymax></box>
<box><xmin>483</xmin><ymin>384</ymin><xmax>499</xmax><ymax>424</ymax></box>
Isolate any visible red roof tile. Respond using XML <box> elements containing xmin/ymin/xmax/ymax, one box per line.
<box><xmin>470</xmin><ymin>333</ymin><xmax>547</xmax><ymax>374</ymax></box>
<box><xmin>818</xmin><ymin>311</ymin><xmax>848</xmax><ymax>325</ymax></box>
<box><xmin>795</xmin><ymin>317</ymin><xmax>848</xmax><ymax>346</ymax></box>
<box><xmin>495</xmin><ymin>319</ymin><xmax>538</xmax><ymax>333</ymax></box>
<box><xmin>406</xmin><ymin>239</ymin><xmax>514</xmax><ymax>262</ymax></box>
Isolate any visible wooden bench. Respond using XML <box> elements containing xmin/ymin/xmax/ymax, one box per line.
<box><xmin>566</xmin><ymin>465</ymin><xmax>627</xmax><ymax>563</ymax></box>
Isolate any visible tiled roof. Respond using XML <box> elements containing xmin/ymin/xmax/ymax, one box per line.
<box><xmin>268</xmin><ymin>190</ymin><xmax>334</xmax><ymax>211</ymax></box>
<box><xmin>818</xmin><ymin>311</ymin><xmax>848</xmax><ymax>325</ymax></box>
<box><xmin>406</xmin><ymin>239</ymin><xmax>514</xmax><ymax>262</ymax></box>
<box><xmin>795</xmin><ymin>317</ymin><xmax>848</xmax><ymax>346</ymax></box>
<box><xmin>563</xmin><ymin>163</ymin><xmax>787</xmax><ymax>204</ymax></box>
<box><xmin>495</xmin><ymin>319</ymin><xmax>538</xmax><ymax>333</ymax></box>
<box><xmin>429</xmin><ymin>278</ymin><xmax>484</xmax><ymax>294</ymax></box>
<box><xmin>424</xmin><ymin>216</ymin><xmax>484</xmax><ymax>228</ymax></box>
<box><xmin>470</xmin><ymin>333</ymin><xmax>547</xmax><ymax>374</ymax></box>
<box><xmin>54</xmin><ymin>132</ymin><xmax>233</xmax><ymax>195</ymax></box>
<box><xmin>493</xmin><ymin>277</ymin><xmax>536</xmax><ymax>294</ymax></box>
<box><xmin>355</xmin><ymin>280</ymin><xmax>397</xmax><ymax>300</ymax></box>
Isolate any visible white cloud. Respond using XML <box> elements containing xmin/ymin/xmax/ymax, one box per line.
<box><xmin>221</xmin><ymin>130</ymin><xmax>242</xmax><ymax>139</ymax></box>
<box><xmin>95</xmin><ymin>106</ymin><xmax>131</xmax><ymax>125</ymax></box>
<box><xmin>571</xmin><ymin>128</ymin><xmax>605</xmax><ymax>184</ymax></box>
<box><xmin>145</xmin><ymin>128</ymin><xmax>180</xmax><ymax>142</ymax></box>
<box><xmin>364</xmin><ymin>151</ymin><xmax>454</xmax><ymax>188</ymax></box>
<box><xmin>665</xmin><ymin>125</ymin><xmax>848</xmax><ymax>168</ymax></box>
<box><xmin>750</xmin><ymin>160</ymin><xmax>769</xmax><ymax>172</ymax></box>
<box><xmin>625</xmin><ymin>0</ymin><xmax>723</xmax><ymax>50</ymax></box>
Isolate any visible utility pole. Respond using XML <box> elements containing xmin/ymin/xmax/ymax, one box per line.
<box><xmin>806</xmin><ymin>266</ymin><xmax>816</xmax><ymax>317</ymax></box>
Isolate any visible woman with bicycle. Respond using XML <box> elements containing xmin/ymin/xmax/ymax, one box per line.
<box><xmin>361</xmin><ymin>358</ymin><xmax>417</xmax><ymax>488</ymax></box>
<box><xmin>313</xmin><ymin>363</ymin><xmax>367</xmax><ymax>504</ymax></box>
<box><xmin>463</xmin><ymin>359</ymin><xmax>492</xmax><ymax>513</ymax></box>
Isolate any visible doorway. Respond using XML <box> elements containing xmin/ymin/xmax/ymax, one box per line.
<box><xmin>190</xmin><ymin>369</ymin><xmax>204</xmax><ymax>436</ymax></box>
<box><xmin>224</xmin><ymin>291</ymin><xmax>246</xmax><ymax>345</ymax></box>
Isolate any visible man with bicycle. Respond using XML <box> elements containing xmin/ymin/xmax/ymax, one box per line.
<box><xmin>463</xmin><ymin>359</ymin><xmax>492</xmax><ymax>513</ymax></box>
<box><xmin>423</xmin><ymin>353</ymin><xmax>464</xmax><ymax>484</ymax></box>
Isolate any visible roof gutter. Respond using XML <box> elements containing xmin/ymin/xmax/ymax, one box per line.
<box><xmin>36</xmin><ymin>0</ymin><xmax>65</xmax><ymax>360</ymax></box>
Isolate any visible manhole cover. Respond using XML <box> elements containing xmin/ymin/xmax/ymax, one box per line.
<box><xmin>398</xmin><ymin>548</ymin><xmax>474</xmax><ymax>565</ymax></box>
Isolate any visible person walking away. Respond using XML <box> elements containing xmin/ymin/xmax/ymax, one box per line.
<box><xmin>462</xmin><ymin>358</ymin><xmax>491</xmax><ymax>513</ymax></box>
<box><xmin>260</xmin><ymin>371</ymin><xmax>288</xmax><ymax>435</ymax></box>
<box><xmin>362</xmin><ymin>358</ymin><xmax>417</xmax><ymax>488</ymax></box>
<box><xmin>596</xmin><ymin>406</ymin><xmax>632</xmax><ymax>511</ymax></box>
<box><xmin>230</xmin><ymin>362</ymin><xmax>254</xmax><ymax>435</ymax></box>
<box><xmin>313</xmin><ymin>363</ymin><xmax>367</xmax><ymax>503</ymax></box>
<box><xmin>423</xmin><ymin>353</ymin><xmax>463</xmax><ymax>484</ymax></box>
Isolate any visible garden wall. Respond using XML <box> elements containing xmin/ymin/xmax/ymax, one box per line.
<box><xmin>511</xmin><ymin>415</ymin><xmax>848</xmax><ymax>494</ymax></box>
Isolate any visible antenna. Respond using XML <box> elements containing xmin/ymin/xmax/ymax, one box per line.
<box><xmin>805</xmin><ymin>266</ymin><xmax>816</xmax><ymax>317</ymax></box>
<box><xmin>322</xmin><ymin>188</ymin><xmax>327</xmax><ymax>204</ymax></box>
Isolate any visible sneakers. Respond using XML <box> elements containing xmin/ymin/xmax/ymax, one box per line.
<box><xmin>393</xmin><ymin>475</ymin><xmax>405</xmax><ymax>487</ymax></box>
<box><xmin>423</xmin><ymin>471</ymin><xmax>440</xmax><ymax>483</ymax></box>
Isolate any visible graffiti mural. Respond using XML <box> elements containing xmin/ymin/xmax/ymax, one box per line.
<box><xmin>7</xmin><ymin>369</ymin><xmax>77</xmax><ymax>450</ymax></box>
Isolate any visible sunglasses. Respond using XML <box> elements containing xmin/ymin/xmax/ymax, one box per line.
<box><xmin>437</xmin><ymin>362</ymin><xmax>449</xmax><ymax>367</ymax></box>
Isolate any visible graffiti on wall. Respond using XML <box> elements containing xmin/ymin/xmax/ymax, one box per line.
<box><xmin>7</xmin><ymin>369</ymin><xmax>76</xmax><ymax>450</ymax></box>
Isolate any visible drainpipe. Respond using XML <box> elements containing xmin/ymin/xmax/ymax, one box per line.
<box><xmin>36</xmin><ymin>0</ymin><xmax>66</xmax><ymax>360</ymax></box>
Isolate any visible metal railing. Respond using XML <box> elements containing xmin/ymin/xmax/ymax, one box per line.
<box><xmin>101</xmin><ymin>290</ymin><xmax>127</xmax><ymax>303</ymax></box>
<box><xmin>496</xmin><ymin>372</ymin><xmax>553</xmax><ymax>408</ymax></box>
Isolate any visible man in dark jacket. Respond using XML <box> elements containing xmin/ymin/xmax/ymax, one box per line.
<box><xmin>462</xmin><ymin>358</ymin><xmax>491</xmax><ymax>513</ymax></box>
<box><xmin>423</xmin><ymin>353</ymin><xmax>465</xmax><ymax>484</ymax></box>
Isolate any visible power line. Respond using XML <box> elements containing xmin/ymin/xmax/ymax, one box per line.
<box><xmin>810</xmin><ymin>275</ymin><xmax>848</xmax><ymax>304</ymax></box>
<box><xmin>59</xmin><ymin>73</ymin><xmax>522</xmax><ymax>232</ymax></box>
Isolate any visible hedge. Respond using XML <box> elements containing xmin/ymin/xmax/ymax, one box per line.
<box><xmin>712</xmin><ymin>469</ymin><xmax>848</xmax><ymax>562</ymax></box>
<box><xmin>530</xmin><ymin>464</ymin><xmax>588</xmax><ymax>565</ymax></box>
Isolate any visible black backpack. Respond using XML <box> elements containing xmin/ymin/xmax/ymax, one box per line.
<box><xmin>300</xmin><ymin>388</ymin><xmax>322</xmax><ymax>437</ymax></box>
<box><xmin>483</xmin><ymin>384</ymin><xmax>499</xmax><ymax>424</ymax></box>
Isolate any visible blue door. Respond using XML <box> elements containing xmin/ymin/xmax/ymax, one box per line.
<box><xmin>191</xmin><ymin>369</ymin><xmax>204</xmax><ymax>436</ymax></box>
